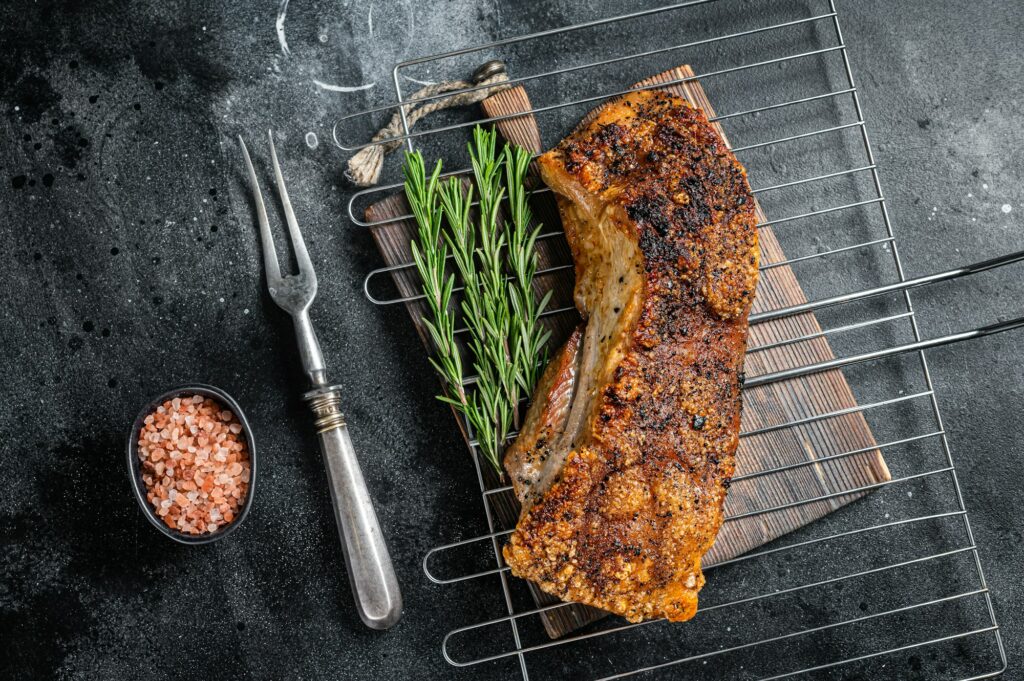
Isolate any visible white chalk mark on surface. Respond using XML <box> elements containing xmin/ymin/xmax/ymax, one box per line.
<box><xmin>403</xmin><ymin>75</ymin><xmax>437</xmax><ymax>86</ymax></box>
<box><xmin>276</xmin><ymin>0</ymin><xmax>291</xmax><ymax>56</ymax></box>
<box><xmin>313</xmin><ymin>78</ymin><xmax>376</xmax><ymax>93</ymax></box>
<box><xmin>305</xmin><ymin>132</ymin><xmax>319</xmax><ymax>149</ymax></box>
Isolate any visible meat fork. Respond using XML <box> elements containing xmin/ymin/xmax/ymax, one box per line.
<box><xmin>239</xmin><ymin>131</ymin><xmax>402</xmax><ymax>630</ymax></box>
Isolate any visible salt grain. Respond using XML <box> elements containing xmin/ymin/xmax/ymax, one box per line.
<box><xmin>139</xmin><ymin>394</ymin><xmax>250</xmax><ymax>536</ymax></box>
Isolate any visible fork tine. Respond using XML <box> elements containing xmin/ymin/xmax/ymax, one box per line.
<box><xmin>238</xmin><ymin>135</ymin><xmax>283</xmax><ymax>284</ymax></box>
<box><xmin>267</xmin><ymin>130</ymin><xmax>316</xmax><ymax>282</ymax></box>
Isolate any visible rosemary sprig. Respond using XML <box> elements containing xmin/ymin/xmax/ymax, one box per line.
<box><xmin>504</xmin><ymin>143</ymin><xmax>552</xmax><ymax>399</ymax></box>
<box><xmin>404</xmin><ymin>154</ymin><xmax>465</xmax><ymax>413</ymax></box>
<box><xmin>403</xmin><ymin>126</ymin><xmax>550</xmax><ymax>475</ymax></box>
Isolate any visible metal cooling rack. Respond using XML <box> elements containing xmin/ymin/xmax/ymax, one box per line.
<box><xmin>337</xmin><ymin>1</ymin><xmax>1010</xmax><ymax>678</ymax></box>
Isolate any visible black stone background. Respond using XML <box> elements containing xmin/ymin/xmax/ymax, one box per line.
<box><xmin>1</xmin><ymin>1</ymin><xmax>1021</xmax><ymax>679</ymax></box>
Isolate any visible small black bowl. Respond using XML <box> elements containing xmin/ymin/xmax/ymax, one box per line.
<box><xmin>127</xmin><ymin>384</ymin><xmax>256</xmax><ymax>545</ymax></box>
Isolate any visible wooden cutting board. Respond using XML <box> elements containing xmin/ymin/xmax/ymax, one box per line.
<box><xmin>365</xmin><ymin>65</ymin><xmax>891</xmax><ymax>639</ymax></box>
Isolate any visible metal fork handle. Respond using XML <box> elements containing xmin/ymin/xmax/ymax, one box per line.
<box><xmin>305</xmin><ymin>385</ymin><xmax>403</xmax><ymax>630</ymax></box>
<box><xmin>293</xmin><ymin>309</ymin><xmax>327</xmax><ymax>386</ymax></box>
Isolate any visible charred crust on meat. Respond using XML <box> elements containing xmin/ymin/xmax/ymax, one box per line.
<box><xmin>504</xmin><ymin>89</ymin><xmax>759</xmax><ymax>625</ymax></box>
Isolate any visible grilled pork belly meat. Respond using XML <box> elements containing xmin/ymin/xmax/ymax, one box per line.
<box><xmin>502</xmin><ymin>89</ymin><xmax>759</xmax><ymax>623</ymax></box>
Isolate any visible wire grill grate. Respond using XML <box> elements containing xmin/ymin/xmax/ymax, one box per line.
<box><xmin>341</xmin><ymin>1</ymin><xmax>1007</xmax><ymax>678</ymax></box>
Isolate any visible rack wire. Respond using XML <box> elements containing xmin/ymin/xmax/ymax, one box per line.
<box><xmin>340</xmin><ymin>1</ymin><xmax>1008</xmax><ymax>678</ymax></box>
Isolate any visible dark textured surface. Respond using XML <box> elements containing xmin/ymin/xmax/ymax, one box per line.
<box><xmin>0</xmin><ymin>1</ymin><xmax>1021</xmax><ymax>679</ymax></box>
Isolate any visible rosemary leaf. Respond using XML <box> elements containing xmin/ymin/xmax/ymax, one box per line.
<box><xmin>404</xmin><ymin>126</ymin><xmax>552</xmax><ymax>476</ymax></box>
